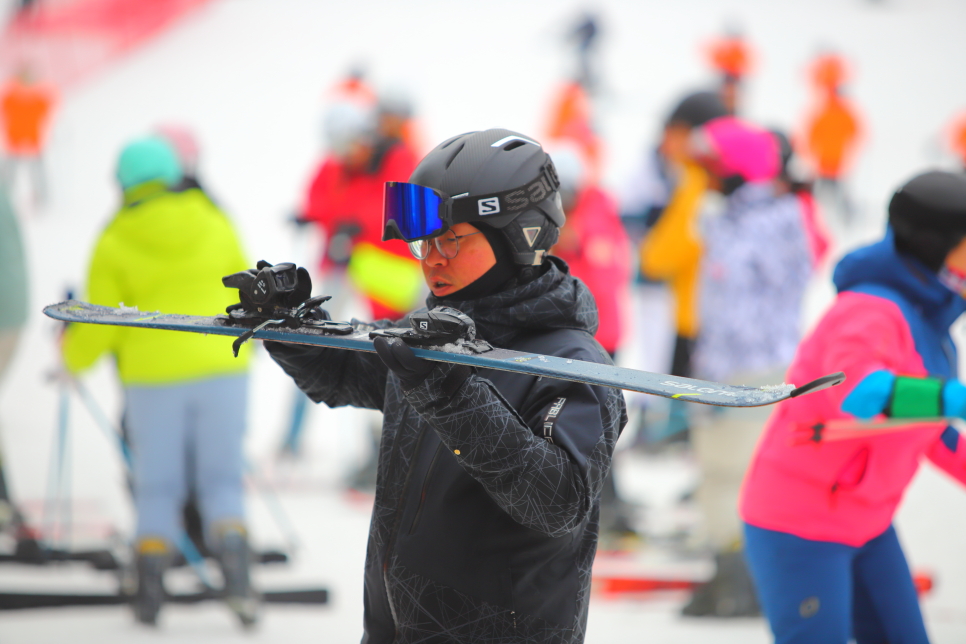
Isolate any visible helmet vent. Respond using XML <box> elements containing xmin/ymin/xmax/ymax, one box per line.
<box><xmin>444</xmin><ymin>142</ymin><xmax>465</xmax><ymax>169</ymax></box>
<box><xmin>502</xmin><ymin>140</ymin><xmax>527</xmax><ymax>151</ymax></box>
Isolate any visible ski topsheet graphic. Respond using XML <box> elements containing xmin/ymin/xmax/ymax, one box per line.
<box><xmin>44</xmin><ymin>301</ymin><xmax>844</xmax><ymax>407</ymax></box>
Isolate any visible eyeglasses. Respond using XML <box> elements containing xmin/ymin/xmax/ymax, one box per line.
<box><xmin>408</xmin><ymin>230</ymin><xmax>481</xmax><ymax>260</ymax></box>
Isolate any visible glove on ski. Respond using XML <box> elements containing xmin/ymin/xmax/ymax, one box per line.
<box><xmin>373</xmin><ymin>336</ymin><xmax>437</xmax><ymax>390</ymax></box>
<box><xmin>373</xmin><ymin>336</ymin><xmax>472</xmax><ymax>397</ymax></box>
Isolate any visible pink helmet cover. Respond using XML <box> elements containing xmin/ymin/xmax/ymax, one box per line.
<box><xmin>701</xmin><ymin>116</ymin><xmax>779</xmax><ymax>182</ymax></box>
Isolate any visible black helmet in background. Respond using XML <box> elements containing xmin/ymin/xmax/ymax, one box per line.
<box><xmin>889</xmin><ymin>170</ymin><xmax>966</xmax><ymax>272</ymax></box>
<box><xmin>385</xmin><ymin>128</ymin><xmax>565</xmax><ymax>267</ymax></box>
<box><xmin>665</xmin><ymin>91</ymin><xmax>728</xmax><ymax>129</ymax></box>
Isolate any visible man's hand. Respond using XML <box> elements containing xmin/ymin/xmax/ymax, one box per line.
<box><xmin>373</xmin><ymin>336</ymin><xmax>436</xmax><ymax>390</ymax></box>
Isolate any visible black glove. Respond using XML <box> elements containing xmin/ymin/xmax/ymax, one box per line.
<box><xmin>374</xmin><ymin>336</ymin><xmax>474</xmax><ymax>397</ymax></box>
<box><xmin>373</xmin><ymin>336</ymin><xmax>436</xmax><ymax>390</ymax></box>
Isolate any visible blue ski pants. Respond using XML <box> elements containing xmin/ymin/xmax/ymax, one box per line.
<box><xmin>743</xmin><ymin>522</ymin><xmax>929</xmax><ymax>644</ymax></box>
<box><xmin>125</xmin><ymin>375</ymin><xmax>248</xmax><ymax>544</ymax></box>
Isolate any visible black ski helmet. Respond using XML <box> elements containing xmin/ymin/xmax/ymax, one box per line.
<box><xmin>665</xmin><ymin>91</ymin><xmax>728</xmax><ymax>129</ymax></box>
<box><xmin>889</xmin><ymin>170</ymin><xmax>966</xmax><ymax>272</ymax></box>
<box><xmin>387</xmin><ymin>128</ymin><xmax>565</xmax><ymax>266</ymax></box>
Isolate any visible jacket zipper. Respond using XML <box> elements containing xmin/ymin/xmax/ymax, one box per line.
<box><xmin>408</xmin><ymin>442</ymin><xmax>442</xmax><ymax>535</ymax></box>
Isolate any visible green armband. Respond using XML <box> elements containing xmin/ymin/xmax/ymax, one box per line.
<box><xmin>888</xmin><ymin>376</ymin><xmax>943</xmax><ymax>418</ymax></box>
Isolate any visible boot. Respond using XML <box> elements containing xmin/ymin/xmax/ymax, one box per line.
<box><xmin>681</xmin><ymin>549</ymin><xmax>761</xmax><ymax>618</ymax></box>
<box><xmin>133</xmin><ymin>537</ymin><xmax>170</xmax><ymax>626</ymax></box>
<box><xmin>214</xmin><ymin>523</ymin><xmax>259</xmax><ymax>628</ymax></box>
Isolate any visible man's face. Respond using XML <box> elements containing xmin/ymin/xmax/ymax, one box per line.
<box><xmin>421</xmin><ymin>223</ymin><xmax>497</xmax><ymax>298</ymax></box>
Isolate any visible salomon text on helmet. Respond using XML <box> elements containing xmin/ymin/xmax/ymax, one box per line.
<box><xmin>383</xmin><ymin>128</ymin><xmax>566</xmax><ymax>266</ymax></box>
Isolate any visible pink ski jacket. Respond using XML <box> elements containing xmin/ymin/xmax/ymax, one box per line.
<box><xmin>740</xmin><ymin>235</ymin><xmax>966</xmax><ymax>546</ymax></box>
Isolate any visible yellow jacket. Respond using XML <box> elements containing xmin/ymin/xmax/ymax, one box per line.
<box><xmin>639</xmin><ymin>162</ymin><xmax>708</xmax><ymax>339</ymax></box>
<box><xmin>64</xmin><ymin>184</ymin><xmax>251</xmax><ymax>384</ymax></box>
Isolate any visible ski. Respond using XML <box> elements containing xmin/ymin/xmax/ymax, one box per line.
<box><xmin>44</xmin><ymin>301</ymin><xmax>844</xmax><ymax>407</ymax></box>
<box><xmin>0</xmin><ymin>588</ymin><xmax>328</xmax><ymax>610</ymax></box>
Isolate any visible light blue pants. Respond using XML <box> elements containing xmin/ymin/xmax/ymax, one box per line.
<box><xmin>125</xmin><ymin>375</ymin><xmax>248</xmax><ymax>544</ymax></box>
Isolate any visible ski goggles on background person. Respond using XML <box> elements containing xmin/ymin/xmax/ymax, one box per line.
<box><xmin>382</xmin><ymin>161</ymin><xmax>561</xmax><ymax>243</ymax></box>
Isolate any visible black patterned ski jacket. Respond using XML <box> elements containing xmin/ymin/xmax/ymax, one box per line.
<box><xmin>266</xmin><ymin>258</ymin><xmax>627</xmax><ymax>643</ymax></box>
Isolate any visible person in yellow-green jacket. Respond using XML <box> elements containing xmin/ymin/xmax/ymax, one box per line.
<box><xmin>62</xmin><ymin>136</ymin><xmax>256</xmax><ymax>628</ymax></box>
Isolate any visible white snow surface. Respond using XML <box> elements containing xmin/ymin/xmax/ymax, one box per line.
<box><xmin>2</xmin><ymin>0</ymin><xmax>966</xmax><ymax>642</ymax></box>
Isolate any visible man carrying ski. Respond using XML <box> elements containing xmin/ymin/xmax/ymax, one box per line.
<box><xmin>264</xmin><ymin>129</ymin><xmax>627</xmax><ymax>643</ymax></box>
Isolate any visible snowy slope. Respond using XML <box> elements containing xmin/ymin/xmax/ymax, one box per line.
<box><xmin>1</xmin><ymin>0</ymin><xmax>965</xmax><ymax>642</ymax></box>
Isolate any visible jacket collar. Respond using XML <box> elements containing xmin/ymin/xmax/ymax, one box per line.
<box><xmin>834</xmin><ymin>229</ymin><xmax>966</xmax><ymax>330</ymax></box>
<box><xmin>426</xmin><ymin>257</ymin><xmax>598</xmax><ymax>347</ymax></box>
<box><xmin>121</xmin><ymin>180</ymin><xmax>171</xmax><ymax>208</ymax></box>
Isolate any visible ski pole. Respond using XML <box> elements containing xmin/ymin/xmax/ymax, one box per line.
<box><xmin>70</xmin><ymin>377</ymin><xmax>215</xmax><ymax>589</ymax></box>
<box><xmin>245</xmin><ymin>460</ymin><xmax>301</xmax><ymax>553</ymax></box>
<box><xmin>71</xmin><ymin>378</ymin><xmax>132</xmax><ymax>467</ymax></box>
<box><xmin>43</xmin><ymin>382</ymin><xmax>72</xmax><ymax>550</ymax></box>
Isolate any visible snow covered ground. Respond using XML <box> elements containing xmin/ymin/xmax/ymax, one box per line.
<box><xmin>1</xmin><ymin>0</ymin><xmax>966</xmax><ymax>641</ymax></box>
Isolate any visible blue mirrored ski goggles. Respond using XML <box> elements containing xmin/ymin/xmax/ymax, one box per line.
<box><xmin>383</xmin><ymin>182</ymin><xmax>449</xmax><ymax>242</ymax></box>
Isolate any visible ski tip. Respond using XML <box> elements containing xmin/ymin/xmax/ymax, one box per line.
<box><xmin>789</xmin><ymin>372</ymin><xmax>846</xmax><ymax>398</ymax></box>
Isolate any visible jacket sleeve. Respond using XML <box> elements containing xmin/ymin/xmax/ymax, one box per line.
<box><xmin>817</xmin><ymin>294</ymin><xmax>922</xmax><ymax>414</ymax></box>
<box><xmin>264</xmin><ymin>320</ymin><xmax>392</xmax><ymax>411</ymax></box>
<box><xmin>402</xmin><ymin>343</ymin><xmax>626</xmax><ymax>538</ymax></box>
<box><xmin>926</xmin><ymin>427</ymin><xmax>966</xmax><ymax>488</ymax></box>
<box><xmin>63</xmin><ymin>232</ymin><xmax>122</xmax><ymax>374</ymax></box>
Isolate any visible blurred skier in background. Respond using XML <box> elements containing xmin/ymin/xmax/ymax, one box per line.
<box><xmin>683</xmin><ymin>116</ymin><xmax>812</xmax><ymax>617</ymax></box>
<box><xmin>705</xmin><ymin>29</ymin><xmax>754</xmax><ymax>116</ymax></box>
<box><xmin>799</xmin><ymin>52</ymin><xmax>863</xmax><ymax>224</ymax></box>
<box><xmin>300</xmin><ymin>99</ymin><xmax>421</xmax><ymax>321</ymax></box>
<box><xmin>288</xmin><ymin>89</ymin><xmax>421</xmax><ymax>482</ymax></box>
<box><xmin>741</xmin><ymin>170</ymin><xmax>966</xmax><ymax>644</ymax></box>
<box><xmin>772</xmin><ymin>128</ymin><xmax>831</xmax><ymax>268</ymax></box>
<box><xmin>551</xmin><ymin>147</ymin><xmax>630</xmax><ymax>359</ymax></box>
<box><xmin>155</xmin><ymin>123</ymin><xmax>206</xmax><ymax>194</ymax></box>
<box><xmin>376</xmin><ymin>85</ymin><xmax>423</xmax><ymax>159</ymax></box>
<box><xmin>631</xmin><ymin>91</ymin><xmax>729</xmax><ymax>448</ymax></box>
<box><xmin>550</xmin><ymin>146</ymin><xmax>635</xmax><ymax>543</ymax></box>
<box><xmin>0</xmin><ymin>178</ymin><xmax>34</xmax><ymax>554</ymax></box>
<box><xmin>61</xmin><ymin>136</ymin><xmax>256</xmax><ymax>628</ymax></box>
<box><xmin>566</xmin><ymin>11</ymin><xmax>601</xmax><ymax>93</ymax></box>
<box><xmin>545</xmin><ymin>80</ymin><xmax>603</xmax><ymax>186</ymax></box>
<box><xmin>0</xmin><ymin>63</ymin><xmax>56</xmax><ymax>207</ymax></box>
<box><xmin>947</xmin><ymin>110</ymin><xmax>966</xmax><ymax>171</ymax></box>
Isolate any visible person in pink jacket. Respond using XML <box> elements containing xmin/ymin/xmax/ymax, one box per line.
<box><xmin>740</xmin><ymin>170</ymin><xmax>966</xmax><ymax>644</ymax></box>
<box><xmin>550</xmin><ymin>147</ymin><xmax>631</xmax><ymax>356</ymax></box>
